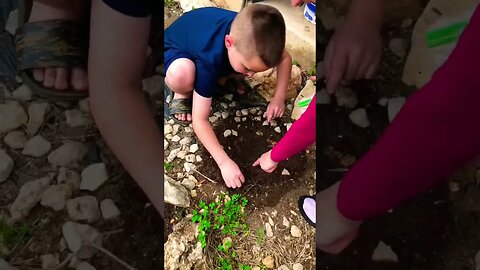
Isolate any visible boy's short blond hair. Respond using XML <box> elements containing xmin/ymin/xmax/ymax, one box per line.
<box><xmin>231</xmin><ymin>4</ymin><xmax>286</xmax><ymax>67</ymax></box>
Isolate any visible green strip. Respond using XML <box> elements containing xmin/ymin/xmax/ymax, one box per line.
<box><xmin>298</xmin><ymin>98</ymin><xmax>312</xmax><ymax>108</ymax></box>
<box><xmin>426</xmin><ymin>20</ymin><xmax>468</xmax><ymax>48</ymax></box>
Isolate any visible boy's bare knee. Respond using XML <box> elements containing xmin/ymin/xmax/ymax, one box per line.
<box><xmin>166</xmin><ymin>59</ymin><xmax>196</xmax><ymax>92</ymax></box>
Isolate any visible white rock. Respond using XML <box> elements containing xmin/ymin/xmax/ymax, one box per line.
<box><xmin>372</xmin><ymin>241</ymin><xmax>398</xmax><ymax>262</ymax></box>
<box><xmin>184</xmin><ymin>126</ymin><xmax>193</xmax><ymax>133</ymax></box>
<box><xmin>164</xmin><ymin>140</ymin><xmax>169</xmax><ymax>150</ymax></box>
<box><xmin>100</xmin><ymin>199</ymin><xmax>120</xmax><ymax>220</ymax></box>
<box><xmin>224</xmin><ymin>94</ymin><xmax>233</xmax><ymax>100</ymax></box>
<box><xmin>41</xmin><ymin>253</ymin><xmax>59</xmax><ymax>269</ymax></box>
<box><xmin>253</xmin><ymin>116</ymin><xmax>261</xmax><ymax>121</ymax></box>
<box><xmin>164</xmin><ymin>175</ymin><xmax>190</xmax><ymax>207</ymax></box>
<box><xmin>0</xmin><ymin>101</ymin><xmax>28</xmax><ymax>134</ymax></box>
<box><xmin>234</xmin><ymin>117</ymin><xmax>241</xmax><ymax>122</ymax></box>
<box><xmin>262</xmin><ymin>256</ymin><xmax>275</xmax><ymax>269</ymax></box>
<box><xmin>48</xmin><ymin>142</ymin><xmax>88</xmax><ymax>167</ymax></box>
<box><xmin>256</xmin><ymin>131</ymin><xmax>263</xmax><ymax>136</ymax></box>
<box><xmin>274</xmin><ymin>127</ymin><xmax>281</xmax><ymax>133</ymax></box>
<box><xmin>221</xmin><ymin>112</ymin><xmax>229</xmax><ymax>119</ymax></box>
<box><xmin>78</xmin><ymin>98</ymin><xmax>90</xmax><ymax>113</ymax></box>
<box><xmin>249</xmin><ymin>108</ymin><xmax>257</xmax><ymax>115</ymax></box>
<box><xmin>241</xmin><ymin>109</ymin><xmax>249</xmax><ymax>116</ymax></box>
<box><xmin>177</xmin><ymin>150</ymin><xmax>187</xmax><ymax>159</ymax></box>
<box><xmin>191</xmin><ymin>189</ymin><xmax>197</xmax><ymax>197</ymax></box>
<box><xmin>0</xmin><ymin>149</ymin><xmax>14</xmax><ymax>182</ymax></box>
<box><xmin>242</xmin><ymin>117</ymin><xmax>247</xmax><ymax>122</ymax></box>
<box><xmin>388</xmin><ymin>97</ymin><xmax>406</xmax><ymax>122</ymax></box>
<box><xmin>57</xmin><ymin>167</ymin><xmax>81</xmax><ymax>191</ymax></box>
<box><xmin>278</xmin><ymin>265</ymin><xmax>289</xmax><ymax>270</ymax></box>
<box><xmin>80</xmin><ymin>163</ymin><xmax>109</xmax><ymax>192</ymax></box>
<box><xmin>172</xmin><ymin>124</ymin><xmax>180</xmax><ymax>135</ymax></box>
<box><xmin>185</xmin><ymin>154</ymin><xmax>196</xmax><ymax>163</ymax></box>
<box><xmin>12</xmin><ymin>84</ymin><xmax>33</xmax><ymax>101</ymax></box>
<box><xmin>262</xmin><ymin>121</ymin><xmax>269</xmax><ymax>126</ymax></box>
<box><xmin>3</xmin><ymin>131</ymin><xmax>27</xmax><ymax>149</ymax></box>
<box><xmin>209</xmin><ymin>116</ymin><xmax>218</xmax><ymax>123</ymax></box>
<box><xmin>224</xmin><ymin>130</ymin><xmax>232</xmax><ymax>137</ymax></box>
<box><xmin>10</xmin><ymin>177</ymin><xmax>51</xmax><ymax>221</ymax></box>
<box><xmin>167</xmin><ymin>147</ymin><xmax>181</xmax><ymax>162</ymax></box>
<box><xmin>389</xmin><ymin>38</ymin><xmax>408</xmax><ymax>58</ymax></box>
<box><xmin>66</xmin><ymin>196</ymin><xmax>101</xmax><ymax>223</ymax></box>
<box><xmin>196</xmin><ymin>155</ymin><xmax>202</xmax><ymax>162</ymax></box>
<box><xmin>270</xmin><ymin>120</ymin><xmax>277</xmax><ymax>127</ymax></box>
<box><xmin>291</xmin><ymin>225</ymin><xmax>302</xmax><ymax>238</ymax></box>
<box><xmin>317</xmin><ymin>89</ymin><xmax>331</xmax><ymax>104</ymax></box>
<box><xmin>378</xmin><ymin>97</ymin><xmax>388</xmax><ymax>106</ymax></box>
<box><xmin>220</xmin><ymin>103</ymin><xmax>229</xmax><ymax>109</ymax></box>
<box><xmin>77</xmin><ymin>262</ymin><xmax>96</xmax><ymax>270</ymax></box>
<box><xmin>281</xmin><ymin>169</ymin><xmax>290</xmax><ymax>176</ymax></box>
<box><xmin>165</xmin><ymin>134</ymin><xmax>173</xmax><ymax>140</ymax></box>
<box><xmin>214</xmin><ymin>111</ymin><xmax>222</xmax><ymax>118</ymax></box>
<box><xmin>171</xmin><ymin>135</ymin><xmax>181</xmax><ymax>142</ymax></box>
<box><xmin>180</xmin><ymin>137</ymin><xmax>192</xmax><ymax>146</ymax></box>
<box><xmin>268</xmin><ymin>217</ymin><xmax>274</xmax><ymax>227</ymax></box>
<box><xmin>235</xmin><ymin>110</ymin><xmax>242</xmax><ymax>117</ymax></box>
<box><xmin>189</xmin><ymin>144</ymin><xmax>199</xmax><ymax>153</ymax></box>
<box><xmin>265</xmin><ymin>222</ymin><xmax>273</xmax><ymax>238</ymax></box>
<box><xmin>257</xmin><ymin>110</ymin><xmax>263</xmax><ymax>116</ymax></box>
<box><xmin>181</xmin><ymin>178</ymin><xmax>196</xmax><ymax>190</ymax></box>
<box><xmin>167</xmin><ymin>119</ymin><xmax>175</xmax><ymax>125</ymax></box>
<box><xmin>231</xmin><ymin>130</ymin><xmax>238</xmax><ymax>136</ymax></box>
<box><xmin>287</xmin><ymin>104</ymin><xmax>293</xmax><ymax>110</ymax></box>
<box><xmin>68</xmin><ymin>255</ymin><xmax>82</xmax><ymax>269</ymax></box>
<box><xmin>282</xmin><ymin>217</ymin><xmax>290</xmax><ymax>227</ymax></box>
<box><xmin>65</xmin><ymin>109</ymin><xmax>89</xmax><ymax>127</ymax></box>
<box><xmin>164</xmin><ymin>124</ymin><xmax>173</xmax><ymax>135</ymax></box>
<box><xmin>40</xmin><ymin>184</ymin><xmax>72</xmax><ymax>211</ymax></box>
<box><xmin>285</xmin><ymin>123</ymin><xmax>292</xmax><ymax>131</ymax></box>
<box><xmin>292</xmin><ymin>263</ymin><xmax>303</xmax><ymax>270</ymax></box>
<box><xmin>184</xmin><ymin>162</ymin><xmax>195</xmax><ymax>173</ymax></box>
<box><xmin>349</xmin><ymin>108</ymin><xmax>370</xmax><ymax>128</ymax></box>
<box><xmin>26</xmin><ymin>102</ymin><xmax>50</xmax><ymax>135</ymax></box>
<box><xmin>0</xmin><ymin>258</ymin><xmax>17</xmax><ymax>270</ymax></box>
<box><xmin>335</xmin><ymin>87</ymin><xmax>358</xmax><ymax>109</ymax></box>
<box><xmin>21</xmin><ymin>135</ymin><xmax>52</xmax><ymax>157</ymax></box>
<box><xmin>5</xmin><ymin>8</ymin><xmax>18</xmax><ymax>35</ymax></box>
<box><xmin>62</xmin><ymin>221</ymin><xmax>103</xmax><ymax>259</ymax></box>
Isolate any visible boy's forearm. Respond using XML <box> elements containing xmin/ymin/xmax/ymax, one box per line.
<box><xmin>348</xmin><ymin>0</ymin><xmax>385</xmax><ymax>29</ymax></box>
<box><xmin>273</xmin><ymin>51</ymin><xmax>292</xmax><ymax>101</ymax></box>
<box><xmin>193</xmin><ymin>119</ymin><xmax>231</xmax><ymax>166</ymax></box>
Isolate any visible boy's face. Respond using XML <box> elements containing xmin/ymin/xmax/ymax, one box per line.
<box><xmin>225</xmin><ymin>34</ymin><xmax>268</xmax><ymax>77</ymax></box>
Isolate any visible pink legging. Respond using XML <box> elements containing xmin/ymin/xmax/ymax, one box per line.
<box><xmin>337</xmin><ymin>5</ymin><xmax>480</xmax><ymax>221</ymax></box>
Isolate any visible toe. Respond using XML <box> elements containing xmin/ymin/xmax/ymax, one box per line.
<box><xmin>43</xmin><ymin>68</ymin><xmax>56</xmax><ymax>88</ymax></box>
<box><xmin>33</xmin><ymin>69</ymin><xmax>45</xmax><ymax>82</ymax></box>
<box><xmin>71</xmin><ymin>67</ymin><xmax>89</xmax><ymax>91</ymax></box>
<box><xmin>55</xmin><ymin>68</ymin><xmax>69</xmax><ymax>90</ymax></box>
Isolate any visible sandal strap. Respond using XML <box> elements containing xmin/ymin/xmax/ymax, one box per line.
<box><xmin>169</xmin><ymin>98</ymin><xmax>192</xmax><ymax>115</ymax></box>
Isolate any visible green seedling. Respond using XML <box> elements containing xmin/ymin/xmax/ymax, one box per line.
<box><xmin>164</xmin><ymin>162</ymin><xmax>174</xmax><ymax>172</ymax></box>
<box><xmin>0</xmin><ymin>219</ymin><xmax>32</xmax><ymax>250</ymax></box>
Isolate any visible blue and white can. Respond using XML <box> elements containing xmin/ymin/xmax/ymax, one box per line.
<box><xmin>304</xmin><ymin>3</ymin><xmax>316</xmax><ymax>24</ymax></box>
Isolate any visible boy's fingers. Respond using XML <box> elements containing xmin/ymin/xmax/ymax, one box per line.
<box><xmin>253</xmin><ymin>158</ymin><xmax>260</xmax><ymax>166</ymax></box>
<box><xmin>239</xmin><ymin>173</ymin><xmax>245</xmax><ymax>183</ymax></box>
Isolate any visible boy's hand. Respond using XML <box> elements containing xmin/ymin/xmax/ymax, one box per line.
<box><xmin>266</xmin><ymin>97</ymin><xmax>285</xmax><ymax>122</ymax></box>
<box><xmin>219</xmin><ymin>159</ymin><xmax>245</xmax><ymax>188</ymax></box>
<box><xmin>253</xmin><ymin>150</ymin><xmax>279</xmax><ymax>173</ymax></box>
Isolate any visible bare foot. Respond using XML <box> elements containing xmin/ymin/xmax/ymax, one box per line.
<box><xmin>28</xmin><ymin>1</ymin><xmax>88</xmax><ymax>91</ymax></box>
<box><xmin>173</xmin><ymin>92</ymin><xmax>192</xmax><ymax>122</ymax></box>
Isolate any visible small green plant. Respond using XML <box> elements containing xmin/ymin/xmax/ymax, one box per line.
<box><xmin>255</xmin><ymin>227</ymin><xmax>266</xmax><ymax>246</ymax></box>
<box><xmin>0</xmin><ymin>219</ymin><xmax>32</xmax><ymax>250</ymax></box>
<box><xmin>292</xmin><ymin>59</ymin><xmax>300</xmax><ymax>67</ymax></box>
<box><xmin>191</xmin><ymin>193</ymin><xmax>250</xmax><ymax>270</ymax></box>
<box><xmin>164</xmin><ymin>162</ymin><xmax>174</xmax><ymax>172</ymax></box>
<box><xmin>309</xmin><ymin>63</ymin><xmax>317</xmax><ymax>76</ymax></box>
<box><xmin>165</xmin><ymin>0</ymin><xmax>176</xmax><ymax>7</ymax></box>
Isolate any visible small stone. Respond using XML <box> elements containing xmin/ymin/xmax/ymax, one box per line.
<box><xmin>268</xmin><ymin>217</ymin><xmax>274</xmax><ymax>227</ymax></box>
<box><xmin>80</xmin><ymin>163</ymin><xmax>109</xmax><ymax>192</ymax></box>
<box><xmin>317</xmin><ymin>89</ymin><xmax>331</xmax><ymax>104</ymax></box>
<box><xmin>40</xmin><ymin>184</ymin><xmax>72</xmax><ymax>211</ymax></box>
<box><xmin>181</xmin><ymin>178</ymin><xmax>196</xmax><ymax>190</ymax></box>
<box><xmin>180</xmin><ymin>137</ymin><xmax>192</xmax><ymax>145</ymax></box>
<box><xmin>349</xmin><ymin>108</ymin><xmax>370</xmax><ymax>128</ymax></box>
<box><xmin>236</xmin><ymin>110</ymin><xmax>242</xmax><ymax>117</ymax></box>
<box><xmin>220</xmin><ymin>102</ymin><xmax>228</xmax><ymax>109</ymax></box>
<box><xmin>287</xmin><ymin>104</ymin><xmax>293</xmax><ymax>110</ymax></box>
<box><xmin>292</xmin><ymin>263</ymin><xmax>303</xmax><ymax>270</ymax></box>
<box><xmin>166</xmin><ymin>134</ymin><xmax>173</xmax><ymax>140</ymax></box>
<box><xmin>185</xmin><ymin>154</ymin><xmax>196</xmax><ymax>163</ymax></box>
<box><xmin>167</xmin><ymin>119</ymin><xmax>175</xmax><ymax>125</ymax></box>
<box><xmin>388</xmin><ymin>97</ymin><xmax>406</xmax><ymax>122</ymax></box>
<box><xmin>265</xmin><ymin>222</ymin><xmax>273</xmax><ymax>238</ymax></box>
<box><xmin>189</xmin><ymin>144</ymin><xmax>199</xmax><ymax>153</ymax></box>
<box><xmin>253</xmin><ymin>267</ymin><xmax>261</xmax><ymax>270</ymax></box>
<box><xmin>389</xmin><ymin>38</ymin><xmax>408</xmax><ymax>58</ymax></box>
<box><xmin>78</xmin><ymin>98</ymin><xmax>90</xmax><ymax>113</ymax></box>
<box><xmin>257</xmin><ymin>110</ymin><xmax>263</xmax><ymax>116</ymax></box>
<box><xmin>214</xmin><ymin>111</ymin><xmax>222</xmax><ymax>118</ymax></box>
<box><xmin>231</xmin><ymin>130</ymin><xmax>238</xmax><ymax>136</ymax></box>
<box><xmin>27</xmin><ymin>102</ymin><xmax>50</xmax><ymax>135</ymax></box>
<box><xmin>209</xmin><ymin>116</ymin><xmax>219</xmax><ymax>123</ymax></box>
<box><xmin>234</xmin><ymin>117</ymin><xmax>241</xmax><ymax>122</ymax></box>
<box><xmin>283</xmin><ymin>217</ymin><xmax>290</xmax><ymax>227</ymax></box>
<box><xmin>281</xmin><ymin>169</ymin><xmax>290</xmax><ymax>175</ymax></box>
<box><xmin>196</xmin><ymin>155</ymin><xmax>202</xmax><ymax>162</ymax></box>
<box><xmin>270</xmin><ymin>120</ymin><xmax>277</xmax><ymax>127</ymax></box>
<box><xmin>184</xmin><ymin>162</ymin><xmax>195</xmax><ymax>173</ymax></box>
<box><xmin>278</xmin><ymin>265</ymin><xmax>289</xmax><ymax>270</ymax></box>
<box><xmin>229</xmin><ymin>102</ymin><xmax>237</xmax><ymax>108</ymax></box>
<box><xmin>224</xmin><ymin>94</ymin><xmax>233</xmax><ymax>100</ymax></box>
<box><xmin>171</xmin><ymin>135</ymin><xmax>181</xmax><ymax>142</ymax></box>
<box><xmin>67</xmin><ymin>196</ymin><xmax>101</xmax><ymax>223</ymax></box>
<box><xmin>0</xmin><ymin>149</ymin><xmax>14</xmax><ymax>182</ymax></box>
<box><xmin>41</xmin><ymin>253</ymin><xmax>59</xmax><ymax>269</ymax></box>
<box><xmin>3</xmin><ymin>131</ymin><xmax>27</xmax><ymax>149</ymax></box>
<box><xmin>377</xmin><ymin>97</ymin><xmax>388</xmax><ymax>107</ymax></box>
<box><xmin>164</xmin><ymin>124</ymin><xmax>173</xmax><ymax>135</ymax></box>
<box><xmin>68</xmin><ymin>255</ymin><xmax>82</xmax><ymax>269</ymax></box>
<box><xmin>57</xmin><ymin>168</ymin><xmax>81</xmax><ymax>191</ymax></box>
<box><xmin>254</xmin><ymin>116</ymin><xmax>261</xmax><ymax>121</ymax></box>
<box><xmin>177</xmin><ymin>150</ymin><xmax>187</xmax><ymax>159</ymax></box>
<box><xmin>164</xmin><ymin>175</ymin><xmax>190</xmax><ymax>207</ymax></box>
<box><xmin>100</xmin><ymin>199</ymin><xmax>120</xmax><ymax>220</ymax></box>
<box><xmin>164</xmin><ymin>140</ymin><xmax>169</xmax><ymax>150</ymax></box>
<box><xmin>48</xmin><ymin>142</ymin><xmax>88</xmax><ymax>167</ymax></box>
<box><xmin>449</xmin><ymin>181</ymin><xmax>460</xmax><ymax>192</ymax></box>
<box><xmin>249</xmin><ymin>108</ymin><xmax>257</xmax><ymax>115</ymax></box>
<box><xmin>191</xmin><ymin>189</ymin><xmax>197</xmax><ymax>197</ymax></box>
<box><xmin>21</xmin><ymin>135</ymin><xmax>52</xmax><ymax>157</ymax></box>
<box><xmin>62</xmin><ymin>222</ymin><xmax>103</xmax><ymax>259</ymax></box>
<box><xmin>372</xmin><ymin>241</ymin><xmax>398</xmax><ymax>262</ymax></box>
<box><xmin>184</xmin><ymin>126</ymin><xmax>193</xmax><ymax>133</ymax></box>
<box><xmin>167</xmin><ymin>148</ymin><xmax>181</xmax><ymax>162</ymax></box>
<box><xmin>262</xmin><ymin>256</ymin><xmax>274</xmax><ymax>269</ymax></box>
<box><xmin>335</xmin><ymin>87</ymin><xmax>358</xmax><ymax>109</ymax></box>
<box><xmin>224</xmin><ymin>130</ymin><xmax>232</xmax><ymax>137</ymax></box>
<box><xmin>10</xmin><ymin>177</ymin><xmax>51</xmax><ymax>221</ymax></box>
<box><xmin>12</xmin><ymin>84</ymin><xmax>33</xmax><ymax>101</ymax></box>
<box><xmin>291</xmin><ymin>225</ymin><xmax>302</xmax><ymax>238</ymax></box>
<box><xmin>241</xmin><ymin>109</ymin><xmax>249</xmax><ymax>116</ymax></box>
<box><xmin>256</xmin><ymin>131</ymin><xmax>263</xmax><ymax>136</ymax></box>
<box><xmin>172</xmin><ymin>124</ymin><xmax>180</xmax><ymax>135</ymax></box>
<box><xmin>221</xmin><ymin>112</ymin><xmax>229</xmax><ymax>119</ymax></box>
<box><xmin>285</xmin><ymin>123</ymin><xmax>292</xmax><ymax>131</ymax></box>
<box><xmin>65</xmin><ymin>109</ymin><xmax>89</xmax><ymax>127</ymax></box>
<box><xmin>0</xmin><ymin>101</ymin><xmax>28</xmax><ymax>133</ymax></box>
<box><xmin>77</xmin><ymin>262</ymin><xmax>96</xmax><ymax>270</ymax></box>
<box><xmin>263</xmin><ymin>111</ymin><xmax>268</xmax><ymax>118</ymax></box>
<box><xmin>262</xmin><ymin>121</ymin><xmax>269</xmax><ymax>126</ymax></box>
<box><xmin>274</xmin><ymin>127</ymin><xmax>281</xmax><ymax>133</ymax></box>
<box><xmin>242</xmin><ymin>117</ymin><xmax>247</xmax><ymax>122</ymax></box>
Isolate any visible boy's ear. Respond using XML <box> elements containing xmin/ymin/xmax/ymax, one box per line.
<box><xmin>225</xmin><ymin>34</ymin><xmax>234</xmax><ymax>49</ymax></box>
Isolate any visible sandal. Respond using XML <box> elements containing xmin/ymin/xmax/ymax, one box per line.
<box><xmin>163</xmin><ymin>82</ymin><xmax>192</xmax><ymax>126</ymax></box>
<box><xmin>298</xmin><ymin>195</ymin><xmax>316</xmax><ymax>227</ymax></box>
<box><xmin>15</xmin><ymin>0</ymin><xmax>89</xmax><ymax>101</ymax></box>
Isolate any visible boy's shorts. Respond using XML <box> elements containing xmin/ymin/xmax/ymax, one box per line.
<box><xmin>163</xmin><ymin>49</ymin><xmax>194</xmax><ymax>76</ymax></box>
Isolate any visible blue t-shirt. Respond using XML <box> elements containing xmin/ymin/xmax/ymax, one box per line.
<box><xmin>164</xmin><ymin>7</ymin><xmax>237</xmax><ymax>98</ymax></box>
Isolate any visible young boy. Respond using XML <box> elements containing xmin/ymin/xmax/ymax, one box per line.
<box><xmin>164</xmin><ymin>5</ymin><xmax>292</xmax><ymax>189</ymax></box>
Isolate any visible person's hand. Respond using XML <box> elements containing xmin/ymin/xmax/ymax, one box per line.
<box><xmin>266</xmin><ymin>97</ymin><xmax>285</xmax><ymax>122</ymax></box>
<box><xmin>324</xmin><ymin>6</ymin><xmax>382</xmax><ymax>94</ymax></box>
<box><xmin>219</xmin><ymin>159</ymin><xmax>245</xmax><ymax>188</ymax></box>
<box><xmin>291</xmin><ymin>0</ymin><xmax>315</xmax><ymax>7</ymax></box>
<box><xmin>253</xmin><ymin>150</ymin><xmax>279</xmax><ymax>173</ymax></box>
